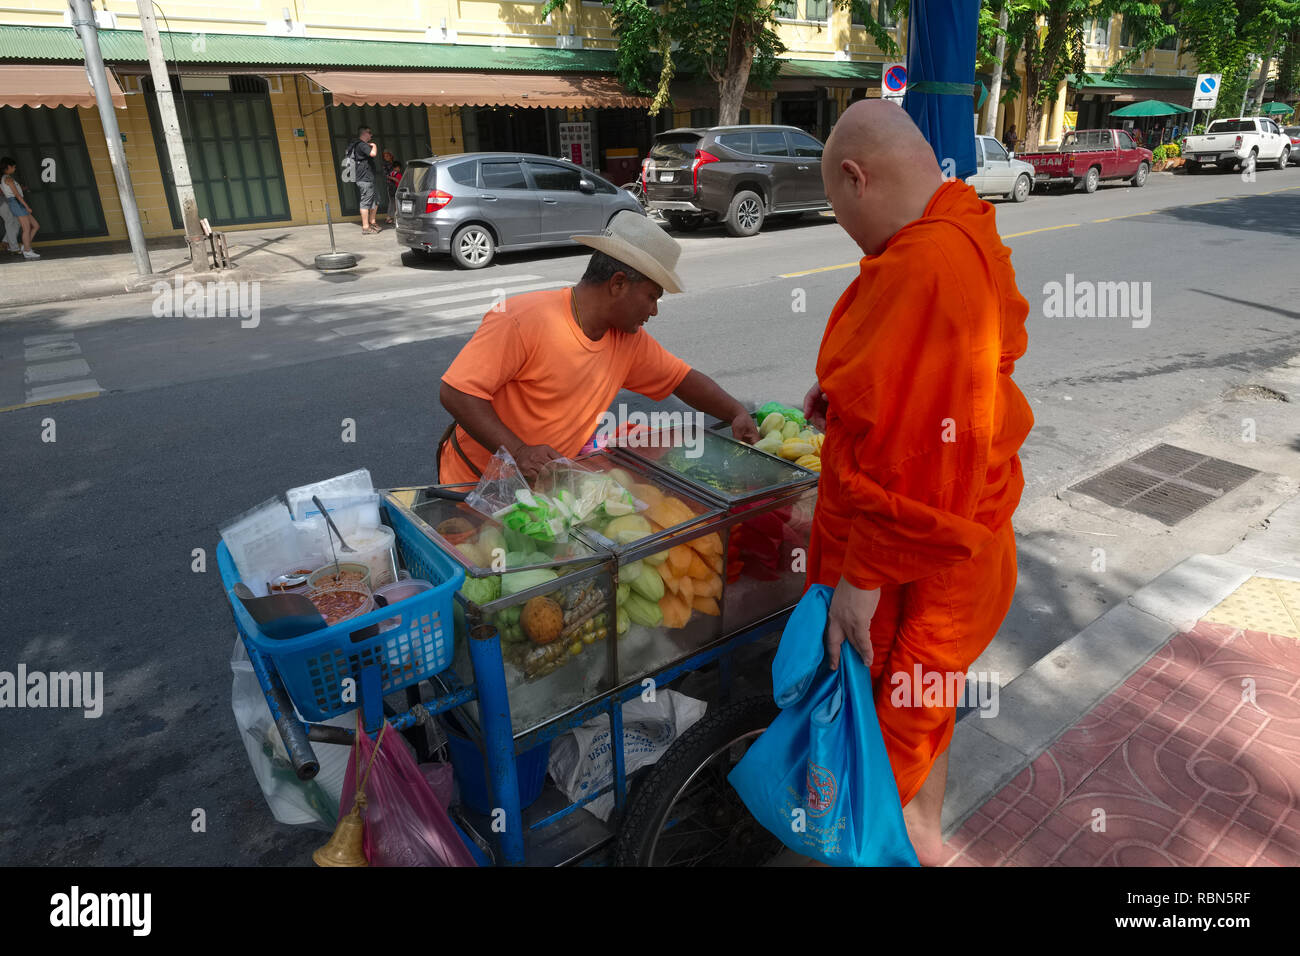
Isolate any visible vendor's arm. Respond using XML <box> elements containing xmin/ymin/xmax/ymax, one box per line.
<box><xmin>439</xmin><ymin>381</ymin><xmax>560</xmax><ymax>480</ymax></box>
<box><xmin>673</xmin><ymin>369</ymin><xmax>759</xmax><ymax>444</ymax></box>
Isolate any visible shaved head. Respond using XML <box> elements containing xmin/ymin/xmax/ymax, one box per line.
<box><xmin>822</xmin><ymin>100</ymin><xmax>945</xmax><ymax>256</ymax></box>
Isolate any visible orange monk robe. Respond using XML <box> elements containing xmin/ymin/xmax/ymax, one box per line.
<box><xmin>806</xmin><ymin>179</ymin><xmax>1034</xmax><ymax>807</ymax></box>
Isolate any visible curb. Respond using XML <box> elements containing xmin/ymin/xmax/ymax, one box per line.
<box><xmin>941</xmin><ymin>496</ymin><xmax>1300</xmax><ymax>838</ymax></box>
<box><xmin>22</xmin><ymin>267</ymin><xmax>265</xmax><ymax>307</ymax></box>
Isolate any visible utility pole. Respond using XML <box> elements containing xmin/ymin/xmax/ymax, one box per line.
<box><xmin>982</xmin><ymin>3</ymin><xmax>1008</xmax><ymax>138</ymax></box>
<box><xmin>68</xmin><ymin>0</ymin><xmax>151</xmax><ymax>275</ymax></box>
<box><xmin>136</xmin><ymin>0</ymin><xmax>207</xmax><ymax>267</ymax></box>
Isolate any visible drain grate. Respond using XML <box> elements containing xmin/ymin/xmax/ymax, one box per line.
<box><xmin>1069</xmin><ymin>443</ymin><xmax>1259</xmax><ymax>526</ymax></box>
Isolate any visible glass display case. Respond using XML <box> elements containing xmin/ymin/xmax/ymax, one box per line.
<box><xmin>381</xmin><ymin>431</ymin><xmax>817</xmax><ymax>736</ymax></box>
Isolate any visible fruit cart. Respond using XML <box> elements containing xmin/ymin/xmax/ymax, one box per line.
<box><xmin>218</xmin><ymin>424</ymin><xmax>819</xmax><ymax>866</ymax></box>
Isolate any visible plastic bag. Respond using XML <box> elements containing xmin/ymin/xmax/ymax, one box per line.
<box><xmin>340</xmin><ymin>719</ymin><xmax>477</xmax><ymax>867</ymax></box>
<box><xmin>548</xmin><ymin>690</ymin><xmax>706</xmax><ymax>822</ymax></box>
<box><xmin>230</xmin><ymin>639</ymin><xmax>352</xmax><ymax>830</ymax></box>
<box><xmin>465</xmin><ymin>450</ymin><xmax>643</xmax><ymax>543</ymax></box>
<box><xmin>220</xmin><ymin>497</ymin><xmax>298</xmax><ymax>597</ymax></box>
<box><xmin>286</xmin><ymin>469</ymin><xmax>374</xmax><ymax>521</ymax></box>
<box><xmin>727</xmin><ymin>585</ymin><xmax>920</xmax><ymax>867</ymax></box>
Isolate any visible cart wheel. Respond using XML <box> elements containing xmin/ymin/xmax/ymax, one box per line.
<box><xmin>614</xmin><ymin>695</ymin><xmax>782</xmax><ymax>867</ymax></box>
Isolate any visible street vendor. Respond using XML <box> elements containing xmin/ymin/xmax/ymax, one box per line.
<box><xmin>438</xmin><ymin>211</ymin><xmax>759</xmax><ymax>483</ymax></box>
<box><xmin>802</xmin><ymin>101</ymin><xmax>1034</xmax><ymax>865</ymax></box>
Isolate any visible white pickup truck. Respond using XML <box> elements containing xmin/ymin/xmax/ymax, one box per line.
<box><xmin>1183</xmin><ymin>117</ymin><xmax>1292</xmax><ymax>172</ymax></box>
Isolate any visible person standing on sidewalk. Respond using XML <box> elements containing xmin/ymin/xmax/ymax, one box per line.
<box><xmin>347</xmin><ymin>127</ymin><xmax>380</xmax><ymax>234</ymax></box>
<box><xmin>801</xmin><ymin>101</ymin><xmax>1034</xmax><ymax>866</ymax></box>
<box><xmin>1</xmin><ymin>157</ymin><xmax>40</xmax><ymax>259</ymax></box>
<box><xmin>382</xmin><ymin>150</ymin><xmax>401</xmax><ymax>225</ymax></box>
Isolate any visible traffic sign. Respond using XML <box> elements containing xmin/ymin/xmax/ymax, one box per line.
<box><xmin>1192</xmin><ymin>73</ymin><xmax>1221</xmax><ymax>110</ymax></box>
<box><xmin>882</xmin><ymin>62</ymin><xmax>907</xmax><ymax>101</ymax></box>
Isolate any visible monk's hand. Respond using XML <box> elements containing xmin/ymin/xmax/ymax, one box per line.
<box><xmin>826</xmin><ymin>576</ymin><xmax>881</xmax><ymax>672</ymax></box>
<box><xmin>731</xmin><ymin>411</ymin><xmax>760</xmax><ymax>445</ymax></box>
<box><xmin>513</xmin><ymin>443</ymin><xmax>562</xmax><ymax>481</ymax></box>
<box><xmin>802</xmin><ymin>382</ymin><xmax>828</xmax><ymax>432</ymax></box>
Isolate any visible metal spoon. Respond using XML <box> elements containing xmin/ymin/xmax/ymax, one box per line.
<box><xmin>312</xmin><ymin>493</ymin><xmax>356</xmax><ymax>580</ymax></box>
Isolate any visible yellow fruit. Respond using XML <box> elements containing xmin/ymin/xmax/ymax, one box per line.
<box><xmin>795</xmin><ymin>454</ymin><xmax>821</xmax><ymax>470</ymax></box>
<box><xmin>780</xmin><ymin>420</ymin><xmax>801</xmax><ymax>441</ymax></box>
<box><xmin>759</xmin><ymin>412</ymin><xmax>786</xmax><ymax>436</ymax></box>
<box><xmin>779</xmin><ymin>440</ymin><xmax>815</xmax><ymax>460</ymax></box>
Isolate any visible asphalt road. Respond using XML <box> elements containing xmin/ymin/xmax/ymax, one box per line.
<box><xmin>1</xmin><ymin>168</ymin><xmax>1298</xmax><ymax>865</ymax></box>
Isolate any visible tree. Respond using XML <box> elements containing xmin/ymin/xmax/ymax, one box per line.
<box><xmin>1179</xmin><ymin>0</ymin><xmax>1300</xmax><ymax>117</ymax></box>
<box><xmin>980</xmin><ymin>2</ymin><xmax>1175</xmax><ymax>150</ymax></box>
<box><xmin>542</xmin><ymin>0</ymin><xmax>897</xmax><ymax>125</ymax></box>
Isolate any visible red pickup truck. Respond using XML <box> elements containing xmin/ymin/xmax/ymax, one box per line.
<box><xmin>1019</xmin><ymin>129</ymin><xmax>1154</xmax><ymax>194</ymax></box>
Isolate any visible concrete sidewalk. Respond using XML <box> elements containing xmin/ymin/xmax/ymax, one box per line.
<box><xmin>940</xmin><ymin>492</ymin><xmax>1300</xmax><ymax>867</ymax></box>
<box><xmin>0</xmin><ymin>219</ymin><xmax>402</xmax><ymax>307</ymax></box>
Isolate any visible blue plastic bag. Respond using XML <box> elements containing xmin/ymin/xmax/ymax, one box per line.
<box><xmin>728</xmin><ymin>585</ymin><xmax>920</xmax><ymax>866</ymax></box>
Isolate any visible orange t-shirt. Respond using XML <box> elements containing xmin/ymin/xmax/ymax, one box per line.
<box><xmin>439</xmin><ymin>287</ymin><xmax>691</xmax><ymax>483</ymax></box>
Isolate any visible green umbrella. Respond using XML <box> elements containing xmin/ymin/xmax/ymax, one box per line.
<box><xmin>1109</xmin><ymin>99</ymin><xmax>1194</xmax><ymax>118</ymax></box>
<box><xmin>1260</xmin><ymin>102</ymin><xmax>1294</xmax><ymax>116</ymax></box>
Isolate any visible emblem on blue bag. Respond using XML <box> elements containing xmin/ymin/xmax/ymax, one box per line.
<box><xmin>806</xmin><ymin>761</ymin><xmax>837</xmax><ymax>816</ymax></box>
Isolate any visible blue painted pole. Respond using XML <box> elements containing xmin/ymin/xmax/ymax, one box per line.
<box><xmin>360</xmin><ymin>664</ymin><xmax>384</xmax><ymax>736</ymax></box>
<box><xmin>467</xmin><ymin>621</ymin><xmax>525</xmax><ymax>865</ymax></box>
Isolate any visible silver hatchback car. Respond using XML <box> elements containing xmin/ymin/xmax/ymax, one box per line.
<box><xmin>394</xmin><ymin>152</ymin><xmax>644</xmax><ymax>269</ymax></box>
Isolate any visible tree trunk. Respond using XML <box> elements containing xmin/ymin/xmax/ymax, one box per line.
<box><xmin>1251</xmin><ymin>29</ymin><xmax>1279</xmax><ymax>113</ymax></box>
<box><xmin>982</xmin><ymin>5</ymin><xmax>1009</xmax><ymax>138</ymax></box>
<box><xmin>1023</xmin><ymin>96</ymin><xmax>1045</xmax><ymax>151</ymax></box>
<box><xmin>716</xmin><ymin>27</ymin><xmax>755</xmax><ymax>126</ymax></box>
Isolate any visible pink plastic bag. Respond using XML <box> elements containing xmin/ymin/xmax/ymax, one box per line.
<box><xmin>340</xmin><ymin>720</ymin><xmax>477</xmax><ymax>867</ymax></box>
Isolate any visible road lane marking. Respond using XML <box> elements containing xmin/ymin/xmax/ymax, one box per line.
<box><xmin>1003</xmin><ymin>223</ymin><xmax>1082</xmax><ymax>238</ymax></box>
<box><xmin>24</xmin><ymin>358</ymin><xmax>91</xmax><ymax>384</ymax></box>
<box><xmin>0</xmin><ymin>390</ymin><xmax>100</xmax><ymax>414</ymax></box>
<box><xmin>1092</xmin><ymin>211</ymin><xmax>1158</xmax><ymax>223</ymax></box>
<box><xmin>779</xmin><ymin>262</ymin><xmax>859</xmax><ymax>278</ymax></box>
<box><xmin>323</xmin><ymin>273</ymin><xmax>545</xmax><ymax>307</ymax></box>
<box><xmin>22</xmin><ymin>333</ymin><xmax>75</xmax><ymax>346</ymax></box>
<box><xmin>24</xmin><ymin>341</ymin><xmax>82</xmax><ymax>362</ymax></box>
<box><xmin>357</xmin><ymin>320</ymin><xmax>485</xmax><ymax>351</ymax></box>
<box><xmin>328</xmin><ymin>280</ymin><xmax>572</xmax><ymax>334</ymax></box>
<box><xmin>24</xmin><ymin>379</ymin><xmax>103</xmax><ymax>403</ymax></box>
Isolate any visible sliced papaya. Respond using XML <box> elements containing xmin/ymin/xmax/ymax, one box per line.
<box><xmin>692</xmin><ymin>595</ymin><xmax>721</xmax><ymax>616</ymax></box>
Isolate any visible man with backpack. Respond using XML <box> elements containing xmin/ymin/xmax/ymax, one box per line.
<box><xmin>343</xmin><ymin>126</ymin><xmax>380</xmax><ymax>234</ymax></box>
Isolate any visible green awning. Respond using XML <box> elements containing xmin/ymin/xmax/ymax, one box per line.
<box><xmin>1260</xmin><ymin>101</ymin><xmax>1294</xmax><ymax>116</ymax></box>
<box><xmin>1109</xmin><ymin>99</ymin><xmax>1192</xmax><ymax>117</ymax></box>
<box><xmin>777</xmin><ymin>58</ymin><xmax>882</xmax><ymax>81</ymax></box>
<box><xmin>1067</xmin><ymin>72</ymin><xmax>1197</xmax><ymax>90</ymax></box>
<box><xmin>0</xmin><ymin>25</ymin><xmax>621</xmax><ymax>73</ymax></box>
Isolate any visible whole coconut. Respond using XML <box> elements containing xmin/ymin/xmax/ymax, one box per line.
<box><xmin>521</xmin><ymin>596</ymin><xmax>564</xmax><ymax>645</ymax></box>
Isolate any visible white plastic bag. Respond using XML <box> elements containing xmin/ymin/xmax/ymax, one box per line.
<box><xmin>286</xmin><ymin>469</ymin><xmax>374</xmax><ymax>521</ymax></box>
<box><xmin>230</xmin><ymin>639</ymin><xmax>354</xmax><ymax>830</ymax></box>
<box><xmin>548</xmin><ymin>691</ymin><xmax>707</xmax><ymax>822</ymax></box>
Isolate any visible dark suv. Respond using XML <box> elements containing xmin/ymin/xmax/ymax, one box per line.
<box><xmin>393</xmin><ymin>152</ymin><xmax>642</xmax><ymax>269</ymax></box>
<box><xmin>642</xmin><ymin>125</ymin><xmax>831</xmax><ymax>236</ymax></box>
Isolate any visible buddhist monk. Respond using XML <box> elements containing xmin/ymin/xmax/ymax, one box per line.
<box><xmin>802</xmin><ymin>100</ymin><xmax>1034</xmax><ymax>865</ymax></box>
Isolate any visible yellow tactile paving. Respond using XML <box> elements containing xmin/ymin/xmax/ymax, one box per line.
<box><xmin>1202</xmin><ymin>576</ymin><xmax>1300</xmax><ymax>639</ymax></box>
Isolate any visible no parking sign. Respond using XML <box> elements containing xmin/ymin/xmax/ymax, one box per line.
<box><xmin>1192</xmin><ymin>74</ymin><xmax>1221</xmax><ymax>110</ymax></box>
<box><xmin>882</xmin><ymin>62</ymin><xmax>907</xmax><ymax>103</ymax></box>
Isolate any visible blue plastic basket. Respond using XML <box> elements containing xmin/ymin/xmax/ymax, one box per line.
<box><xmin>217</xmin><ymin>503</ymin><xmax>465</xmax><ymax>722</ymax></box>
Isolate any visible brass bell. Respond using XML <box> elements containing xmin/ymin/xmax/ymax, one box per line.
<box><xmin>313</xmin><ymin>798</ymin><xmax>369</xmax><ymax>867</ymax></box>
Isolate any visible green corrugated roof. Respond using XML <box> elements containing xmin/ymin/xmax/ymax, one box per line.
<box><xmin>778</xmin><ymin>58</ymin><xmax>881</xmax><ymax>81</ymax></box>
<box><xmin>1068</xmin><ymin>72</ymin><xmax>1196</xmax><ymax>90</ymax></box>
<box><xmin>0</xmin><ymin>24</ymin><xmax>621</xmax><ymax>72</ymax></box>
<box><xmin>0</xmin><ymin>25</ymin><xmax>891</xmax><ymax>82</ymax></box>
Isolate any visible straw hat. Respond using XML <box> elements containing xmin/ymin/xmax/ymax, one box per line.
<box><xmin>571</xmin><ymin>210</ymin><xmax>685</xmax><ymax>294</ymax></box>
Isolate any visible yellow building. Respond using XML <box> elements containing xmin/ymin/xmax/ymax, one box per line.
<box><xmin>0</xmin><ymin>0</ymin><xmax>904</xmax><ymax>247</ymax></box>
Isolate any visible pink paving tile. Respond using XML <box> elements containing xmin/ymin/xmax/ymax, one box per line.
<box><xmin>944</xmin><ymin>828</ymin><xmax>974</xmax><ymax>853</ymax></box>
<box><xmin>1248</xmin><ymin>791</ymin><xmax>1293</xmax><ymax>819</ymax></box>
<box><xmin>1111</xmin><ymin>842</ymin><xmax>1179</xmax><ymax>866</ymax></box>
<box><xmin>1058</xmin><ymin>843</ymin><xmax>1103</xmax><ymax>867</ymax></box>
<box><xmin>1027</xmin><ymin>827</ymin><xmax>1069</xmax><ymax>862</ymax></box>
<box><xmin>1004</xmin><ymin>841</ymin><xmax>1052</xmax><ymax>867</ymax></box>
<box><xmin>963</xmin><ymin>837</ymin><xmax>1007</xmax><ymax>867</ymax></box>
<box><xmin>1261</xmin><ymin>844</ymin><xmax>1300</xmax><ymax>867</ymax></box>
<box><xmin>1163</xmin><ymin>835</ymin><xmax>1208</xmax><ymax>865</ymax></box>
<box><xmin>974</xmin><ymin>823</ymin><xmax>1022</xmax><ymax>856</ymax></box>
<box><xmin>999</xmin><ymin>807</ymin><xmax>1042</xmax><ymax>838</ymax></box>
<box><xmin>1210</xmin><ymin>838</ymin><xmax>1259</xmax><ymax>866</ymax></box>
<box><xmin>1016</xmin><ymin>793</ymin><xmax>1054</xmax><ymax>821</ymax></box>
